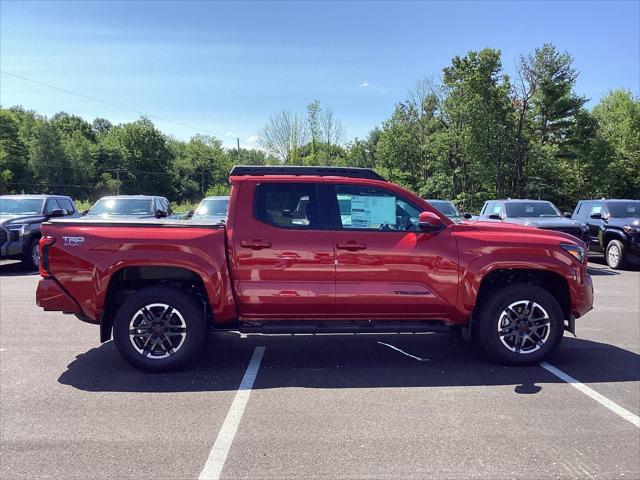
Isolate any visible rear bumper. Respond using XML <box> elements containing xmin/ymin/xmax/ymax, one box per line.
<box><xmin>36</xmin><ymin>278</ymin><xmax>82</xmax><ymax>314</ymax></box>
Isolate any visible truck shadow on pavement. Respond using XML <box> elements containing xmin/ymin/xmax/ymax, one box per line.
<box><xmin>0</xmin><ymin>261</ymin><xmax>37</xmax><ymax>277</ymax></box>
<box><xmin>58</xmin><ymin>332</ymin><xmax>640</xmax><ymax>395</ymax></box>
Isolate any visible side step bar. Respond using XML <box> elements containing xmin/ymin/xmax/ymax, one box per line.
<box><xmin>209</xmin><ymin>320</ymin><xmax>452</xmax><ymax>335</ymax></box>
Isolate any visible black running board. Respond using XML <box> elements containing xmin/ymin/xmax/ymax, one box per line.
<box><xmin>209</xmin><ymin>320</ymin><xmax>451</xmax><ymax>335</ymax></box>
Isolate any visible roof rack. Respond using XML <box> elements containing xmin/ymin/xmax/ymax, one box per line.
<box><xmin>229</xmin><ymin>165</ymin><xmax>386</xmax><ymax>181</ymax></box>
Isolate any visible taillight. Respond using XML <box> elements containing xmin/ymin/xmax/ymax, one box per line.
<box><xmin>39</xmin><ymin>236</ymin><xmax>56</xmax><ymax>277</ymax></box>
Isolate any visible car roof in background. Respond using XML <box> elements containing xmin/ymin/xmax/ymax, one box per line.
<box><xmin>97</xmin><ymin>195</ymin><xmax>161</xmax><ymax>200</ymax></box>
<box><xmin>0</xmin><ymin>194</ymin><xmax>69</xmax><ymax>199</ymax></box>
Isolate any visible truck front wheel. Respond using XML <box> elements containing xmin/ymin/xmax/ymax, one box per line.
<box><xmin>476</xmin><ymin>284</ymin><xmax>564</xmax><ymax>365</ymax></box>
<box><xmin>112</xmin><ymin>286</ymin><xmax>207</xmax><ymax>372</ymax></box>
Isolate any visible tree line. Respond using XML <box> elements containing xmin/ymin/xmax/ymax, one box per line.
<box><xmin>1</xmin><ymin>43</ymin><xmax>638</xmax><ymax>211</ymax></box>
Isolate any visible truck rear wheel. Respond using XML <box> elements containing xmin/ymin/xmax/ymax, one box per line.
<box><xmin>112</xmin><ymin>286</ymin><xmax>207</xmax><ymax>372</ymax></box>
<box><xmin>476</xmin><ymin>284</ymin><xmax>564</xmax><ymax>365</ymax></box>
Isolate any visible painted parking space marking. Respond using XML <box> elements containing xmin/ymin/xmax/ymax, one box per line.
<box><xmin>377</xmin><ymin>342</ymin><xmax>429</xmax><ymax>361</ymax></box>
<box><xmin>541</xmin><ymin>361</ymin><xmax>639</xmax><ymax>428</ymax></box>
<box><xmin>198</xmin><ymin>346</ymin><xmax>266</xmax><ymax>480</ymax></box>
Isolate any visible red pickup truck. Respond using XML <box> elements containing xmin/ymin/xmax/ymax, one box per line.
<box><xmin>36</xmin><ymin>166</ymin><xmax>593</xmax><ymax>371</ymax></box>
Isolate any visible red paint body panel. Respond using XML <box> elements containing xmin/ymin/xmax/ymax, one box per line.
<box><xmin>36</xmin><ymin>174</ymin><xmax>594</xmax><ymax>330</ymax></box>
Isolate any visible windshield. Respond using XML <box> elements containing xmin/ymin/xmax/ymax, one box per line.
<box><xmin>88</xmin><ymin>198</ymin><xmax>154</xmax><ymax>216</ymax></box>
<box><xmin>428</xmin><ymin>200</ymin><xmax>461</xmax><ymax>218</ymax></box>
<box><xmin>607</xmin><ymin>201</ymin><xmax>640</xmax><ymax>218</ymax></box>
<box><xmin>505</xmin><ymin>202</ymin><xmax>560</xmax><ymax>218</ymax></box>
<box><xmin>195</xmin><ymin>198</ymin><xmax>229</xmax><ymax>217</ymax></box>
<box><xmin>0</xmin><ymin>198</ymin><xmax>44</xmax><ymax>215</ymax></box>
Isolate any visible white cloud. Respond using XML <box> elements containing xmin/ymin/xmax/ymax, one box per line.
<box><xmin>359</xmin><ymin>80</ymin><xmax>386</xmax><ymax>94</ymax></box>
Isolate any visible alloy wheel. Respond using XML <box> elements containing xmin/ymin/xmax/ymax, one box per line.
<box><xmin>497</xmin><ymin>300</ymin><xmax>551</xmax><ymax>354</ymax></box>
<box><xmin>129</xmin><ymin>303</ymin><xmax>187</xmax><ymax>359</ymax></box>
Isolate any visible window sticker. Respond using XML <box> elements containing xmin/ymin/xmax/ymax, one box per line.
<box><xmin>350</xmin><ymin>195</ymin><xmax>396</xmax><ymax>227</ymax></box>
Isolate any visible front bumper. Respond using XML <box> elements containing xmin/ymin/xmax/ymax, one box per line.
<box><xmin>0</xmin><ymin>227</ymin><xmax>28</xmax><ymax>258</ymax></box>
<box><xmin>572</xmin><ymin>272</ymin><xmax>594</xmax><ymax>319</ymax></box>
<box><xmin>0</xmin><ymin>239</ymin><xmax>25</xmax><ymax>258</ymax></box>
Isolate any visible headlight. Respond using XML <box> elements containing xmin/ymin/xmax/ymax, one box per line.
<box><xmin>6</xmin><ymin>224</ymin><xmax>29</xmax><ymax>236</ymax></box>
<box><xmin>561</xmin><ymin>243</ymin><xmax>585</xmax><ymax>263</ymax></box>
<box><xmin>623</xmin><ymin>225</ymin><xmax>640</xmax><ymax>234</ymax></box>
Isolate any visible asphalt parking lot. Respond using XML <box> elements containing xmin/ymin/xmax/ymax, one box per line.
<box><xmin>0</xmin><ymin>257</ymin><xmax>638</xmax><ymax>480</ymax></box>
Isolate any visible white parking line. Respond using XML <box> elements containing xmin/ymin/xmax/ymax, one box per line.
<box><xmin>377</xmin><ymin>342</ymin><xmax>429</xmax><ymax>361</ymax></box>
<box><xmin>198</xmin><ymin>346</ymin><xmax>266</xmax><ymax>480</ymax></box>
<box><xmin>541</xmin><ymin>361</ymin><xmax>640</xmax><ymax>428</ymax></box>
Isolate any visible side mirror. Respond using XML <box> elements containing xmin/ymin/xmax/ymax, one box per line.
<box><xmin>155</xmin><ymin>209</ymin><xmax>168</xmax><ymax>218</ymax></box>
<box><xmin>49</xmin><ymin>208</ymin><xmax>64</xmax><ymax>218</ymax></box>
<box><xmin>81</xmin><ymin>209</ymin><xmax>89</xmax><ymax>216</ymax></box>
<box><xmin>590</xmin><ymin>213</ymin><xmax>602</xmax><ymax>220</ymax></box>
<box><xmin>186</xmin><ymin>209</ymin><xmax>195</xmax><ymax>219</ymax></box>
<box><xmin>488</xmin><ymin>214</ymin><xmax>502</xmax><ymax>220</ymax></box>
<box><xmin>463</xmin><ymin>212</ymin><xmax>472</xmax><ymax>219</ymax></box>
<box><xmin>563</xmin><ymin>212</ymin><xmax>572</xmax><ymax>218</ymax></box>
<box><xmin>418</xmin><ymin>211</ymin><xmax>444</xmax><ymax>232</ymax></box>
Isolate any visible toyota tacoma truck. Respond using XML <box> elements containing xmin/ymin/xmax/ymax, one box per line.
<box><xmin>35</xmin><ymin>166</ymin><xmax>593</xmax><ymax>372</ymax></box>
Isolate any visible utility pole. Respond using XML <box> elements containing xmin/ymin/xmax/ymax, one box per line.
<box><xmin>109</xmin><ymin>168</ymin><xmax>128</xmax><ymax>195</ymax></box>
<box><xmin>237</xmin><ymin>137</ymin><xmax>241</xmax><ymax>162</ymax></box>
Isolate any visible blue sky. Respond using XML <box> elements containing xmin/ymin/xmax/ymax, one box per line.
<box><xmin>1</xmin><ymin>1</ymin><xmax>638</xmax><ymax>147</ymax></box>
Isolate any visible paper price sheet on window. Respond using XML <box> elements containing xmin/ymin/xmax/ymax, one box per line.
<box><xmin>350</xmin><ymin>195</ymin><xmax>396</xmax><ymax>228</ymax></box>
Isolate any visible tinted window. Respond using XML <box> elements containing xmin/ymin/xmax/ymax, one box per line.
<box><xmin>606</xmin><ymin>201</ymin><xmax>640</xmax><ymax>218</ymax></box>
<box><xmin>333</xmin><ymin>185</ymin><xmax>421</xmax><ymax>231</ymax></box>
<box><xmin>505</xmin><ymin>202</ymin><xmax>560</xmax><ymax>218</ymax></box>
<box><xmin>590</xmin><ymin>203</ymin><xmax>604</xmax><ymax>216</ymax></box>
<box><xmin>57</xmin><ymin>198</ymin><xmax>75</xmax><ymax>215</ymax></box>
<box><xmin>255</xmin><ymin>183</ymin><xmax>319</xmax><ymax>229</ymax></box>
<box><xmin>44</xmin><ymin>198</ymin><xmax>62</xmax><ymax>214</ymax></box>
<box><xmin>428</xmin><ymin>200</ymin><xmax>460</xmax><ymax>219</ymax></box>
<box><xmin>575</xmin><ymin>202</ymin><xmax>590</xmax><ymax>218</ymax></box>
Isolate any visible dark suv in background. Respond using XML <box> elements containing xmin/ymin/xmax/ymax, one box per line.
<box><xmin>0</xmin><ymin>195</ymin><xmax>79</xmax><ymax>269</ymax></box>
<box><xmin>478</xmin><ymin>199</ymin><xmax>589</xmax><ymax>242</ymax></box>
<box><xmin>572</xmin><ymin>199</ymin><xmax>640</xmax><ymax>269</ymax></box>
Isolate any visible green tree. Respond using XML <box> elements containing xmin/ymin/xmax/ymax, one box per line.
<box><xmin>99</xmin><ymin>117</ymin><xmax>172</xmax><ymax>195</ymax></box>
<box><xmin>592</xmin><ymin>89</ymin><xmax>640</xmax><ymax>199</ymax></box>
<box><xmin>0</xmin><ymin>109</ymin><xmax>29</xmax><ymax>193</ymax></box>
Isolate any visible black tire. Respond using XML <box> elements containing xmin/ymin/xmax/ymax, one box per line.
<box><xmin>113</xmin><ymin>286</ymin><xmax>207</xmax><ymax>372</ymax></box>
<box><xmin>22</xmin><ymin>236</ymin><xmax>40</xmax><ymax>271</ymax></box>
<box><xmin>605</xmin><ymin>239</ymin><xmax>628</xmax><ymax>270</ymax></box>
<box><xmin>476</xmin><ymin>283</ymin><xmax>564</xmax><ymax>365</ymax></box>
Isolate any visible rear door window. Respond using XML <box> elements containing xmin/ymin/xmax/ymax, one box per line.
<box><xmin>255</xmin><ymin>183</ymin><xmax>321</xmax><ymax>229</ymax></box>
